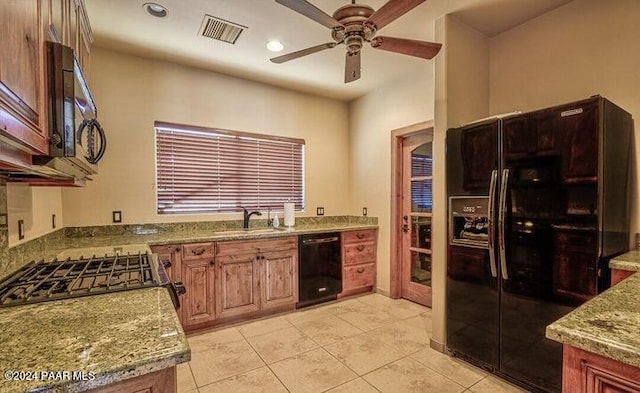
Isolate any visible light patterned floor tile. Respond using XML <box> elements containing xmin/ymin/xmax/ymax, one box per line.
<box><xmin>188</xmin><ymin>327</ymin><xmax>245</xmax><ymax>353</ymax></box>
<box><xmin>295</xmin><ymin>314</ymin><xmax>364</xmax><ymax>346</ymax></box>
<box><xmin>269</xmin><ymin>348</ymin><xmax>357</xmax><ymax>393</ymax></box>
<box><xmin>189</xmin><ymin>339</ymin><xmax>265</xmax><ymax>387</ymax></box>
<box><xmin>410</xmin><ymin>348</ymin><xmax>486</xmax><ymax>388</ymax></box>
<box><xmin>285</xmin><ymin>305</ymin><xmax>333</xmax><ymax>325</ymax></box>
<box><xmin>177</xmin><ymin>363</ymin><xmax>197</xmax><ymax>393</ymax></box>
<box><xmin>325</xmin><ymin>377</ymin><xmax>380</xmax><ymax>393</ymax></box>
<box><xmin>404</xmin><ymin>312</ymin><xmax>433</xmax><ymax>334</ymax></box>
<box><xmin>247</xmin><ymin>326</ymin><xmax>318</xmax><ymax>363</ymax></box>
<box><xmin>237</xmin><ymin>315</ymin><xmax>293</xmax><ymax>338</ymax></box>
<box><xmin>198</xmin><ymin>366</ymin><xmax>287</xmax><ymax>393</ymax></box>
<box><xmin>468</xmin><ymin>375</ymin><xmax>528</xmax><ymax>393</ymax></box>
<box><xmin>336</xmin><ymin>307</ymin><xmax>399</xmax><ymax>331</ymax></box>
<box><xmin>363</xmin><ymin>357</ymin><xmax>465</xmax><ymax>393</ymax></box>
<box><xmin>365</xmin><ymin>318</ymin><xmax>431</xmax><ymax>355</ymax></box>
<box><xmin>324</xmin><ymin>334</ymin><xmax>405</xmax><ymax>375</ymax></box>
<box><xmin>322</xmin><ymin>298</ymin><xmax>370</xmax><ymax>315</ymax></box>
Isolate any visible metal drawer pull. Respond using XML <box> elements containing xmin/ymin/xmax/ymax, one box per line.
<box><xmin>356</xmin><ymin>267</ymin><xmax>365</xmax><ymax>273</ymax></box>
<box><xmin>356</xmin><ymin>245</ymin><xmax>366</xmax><ymax>251</ymax></box>
<box><xmin>191</xmin><ymin>248</ymin><xmax>207</xmax><ymax>256</ymax></box>
<box><xmin>357</xmin><ymin>233</ymin><xmax>366</xmax><ymax>239</ymax></box>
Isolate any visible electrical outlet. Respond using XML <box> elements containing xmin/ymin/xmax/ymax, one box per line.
<box><xmin>316</xmin><ymin>207</ymin><xmax>324</xmax><ymax>216</ymax></box>
<box><xmin>52</xmin><ymin>214</ymin><xmax>56</xmax><ymax>229</ymax></box>
<box><xmin>362</xmin><ymin>207</ymin><xmax>367</xmax><ymax>216</ymax></box>
<box><xmin>112</xmin><ymin>211</ymin><xmax>122</xmax><ymax>223</ymax></box>
<box><xmin>18</xmin><ymin>219</ymin><xmax>25</xmax><ymax>240</ymax></box>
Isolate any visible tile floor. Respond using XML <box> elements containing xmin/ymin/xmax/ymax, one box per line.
<box><xmin>178</xmin><ymin>294</ymin><xmax>527</xmax><ymax>393</ymax></box>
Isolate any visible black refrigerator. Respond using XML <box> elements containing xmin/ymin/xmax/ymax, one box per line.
<box><xmin>445</xmin><ymin>96</ymin><xmax>632</xmax><ymax>392</ymax></box>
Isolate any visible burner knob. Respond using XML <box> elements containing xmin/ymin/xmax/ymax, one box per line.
<box><xmin>173</xmin><ymin>281</ymin><xmax>186</xmax><ymax>295</ymax></box>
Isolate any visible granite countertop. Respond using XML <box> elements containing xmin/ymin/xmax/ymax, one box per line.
<box><xmin>610</xmin><ymin>250</ymin><xmax>640</xmax><ymax>272</ymax></box>
<box><xmin>37</xmin><ymin>222</ymin><xmax>379</xmax><ymax>261</ymax></box>
<box><xmin>0</xmin><ymin>287</ymin><xmax>190</xmax><ymax>393</ymax></box>
<box><xmin>545</xmin><ymin>268</ymin><xmax>640</xmax><ymax>368</ymax></box>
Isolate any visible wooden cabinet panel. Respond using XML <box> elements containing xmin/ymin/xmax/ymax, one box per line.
<box><xmin>340</xmin><ymin>229</ymin><xmax>377</xmax><ymax>296</ymax></box>
<box><xmin>87</xmin><ymin>367</ymin><xmax>176</xmax><ymax>393</ymax></box>
<box><xmin>552</xmin><ymin>229</ymin><xmax>598</xmax><ymax>304</ymax></box>
<box><xmin>611</xmin><ymin>269</ymin><xmax>634</xmax><ymax>286</ymax></box>
<box><xmin>447</xmin><ymin>245</ymin><xmax>487</xmax><ymax>284</ymax></box>
<box><xmin>181</xmin><ymin>258</ymin><xmax>215</xmax><ymax>327</ymax></box>
<box><xmin>503</xmin><ymin>116</ymin><xmax>533</xmax><ymax>158</ymax></box>
<box><xmin>343</xmin><ymin>242</ymin><xmax>376</xmax><ymax>266</ymax></box>
<box><xmin>343</xmin><ymin>263</ymin><xmax>375</xmax><ymax>290</ymax></box>
<box><xmin>460</xmin><ymin>122</ymin><xmax>498</xmax><ymax>191</ymax></box>
<box><xmin>0</xmin><ymin>0</ymin><xmax>48</xmax><ymax>154</ymax></box>
<box><xmin>182</xmin><ymin>242</ymin><xmax>214</xmax><ymax>260</ymax></box>
<box><xmin>262</xmin><ymin>249</ymin><xmax>297</xmax><ymax>309</ymax></box>
<box><xmin>216</xmin><ymin>236</ymin><xmax>296</xmax><ymax>256</ymax></box>
<box><xmin>558</xmin><ymin>101</ymin><xmax>598</xmax><ymax>183</ymax></box>
<box><xmin>47</xmin><ymin>0</ymin><xmax>64</xmax><ymax>42</ymax></box>
<box><xmin>216</xmin><ymin>254</ymin><xmax>260</xmax><ymax>319</ymax></box>
<box><xmin>562</xmin><ymin>345</ymin><xmax>640</xmax><ymax>393</ymax></box>
<box><xmin>150</xmin><ymin>244</ymin><xmax>182</xmax><ymax>281</ymax></box>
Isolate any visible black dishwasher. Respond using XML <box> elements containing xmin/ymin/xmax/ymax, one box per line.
<box><xmin>297</xmin><ymin>233</ymin><xmax>342</xmax><ymax>308</ymax></box>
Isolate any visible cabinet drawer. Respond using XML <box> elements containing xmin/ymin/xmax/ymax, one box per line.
<box><xmin>343</xmin><ymin>242</ymin><xmax>376</xmax><ymax>266</ymax></box>
<box><xmin>182</xmin><ymin>242</ymin><xmax>214</xmax><ymax>260</ymax></box>
<box><xmin>342</xmin><ymin>230</ymin><xmax>376</xmax><ymax>244</ymax></box>
<box><xmin>343</xmin><ymin>263</ymin><xmax>376</xmax><ymax>290</ymax></box>
<box><xmin>216</xmin><ymin>236</ymin><xmax>296</xmax><ymax>256</ymax></box>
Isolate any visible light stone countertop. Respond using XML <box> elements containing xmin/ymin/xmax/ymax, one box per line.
<box><xmin>545</xmin><ymin>267</ymin><xmax>640</xmax><ymax>368</ymax></box>
<box><xmin>610</xmin><ymin>250</ymin><xmax>640</xmax><ymax>272</ymax></box>
<box><xmin>0</xmin><ymin>287</ymin><xmax>190</xmax><ymax>393</ymax></box>
<box><xmin>0</xmin><ymin>221</ymin><xmax>377</xmax><ymax>392</ymax></box>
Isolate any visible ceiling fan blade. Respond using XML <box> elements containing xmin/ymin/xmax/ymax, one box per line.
<box><xmin>366</xmin><ymin>0</ymin><xmax>425</xmax><ymax>31</ymax></box>
<box><xmin>275</xmin><ymin>0</ymin><xmax>344</xmax><ymax>29</ymax></box>
<box><xmin>345</xmin><ymin>51</ymin><xmax>361</xmax><ymax>83</ymax></box>
<box><xmin>270</xmin><ymin>42</ymin><xmax>337</xmax><ymax>63</ymax></box>
<box><xmin>371</xmin><ymin>36</ymin><xmax>442</xmax><ymax>59</ymax></box>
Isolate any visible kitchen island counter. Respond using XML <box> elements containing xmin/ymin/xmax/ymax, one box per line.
<box><xmin>0</xmin><ymin>287</ymin><xmax>189</xmax><ymax>393</ymax></box>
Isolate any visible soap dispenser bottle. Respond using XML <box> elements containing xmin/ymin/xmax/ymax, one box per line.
<box><xmin>273</xmin><ymin>213</ymin><xmax>280</xmax><ymax>228</ymax></box>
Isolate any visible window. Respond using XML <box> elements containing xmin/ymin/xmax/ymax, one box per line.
<box><xmin>155</xmin><ymin>122</ymin><xmax>304</xmax><ymax>214</ymax></box>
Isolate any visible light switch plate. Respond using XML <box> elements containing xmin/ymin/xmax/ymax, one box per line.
<box><xmin>316</xmin><ymin>207</ymin><xmax>324</xmax><ymax>216</ymax></box>
<box><xmin>112</xmin><ymin>211</ymin><xmax>122</xmax><ymax>223</ymax></box>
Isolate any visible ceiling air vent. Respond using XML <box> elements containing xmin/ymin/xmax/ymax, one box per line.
<box><xmin>199</xmin><ymin>15</ymin><xmax>246</xmax><ymax>44</ymax></box>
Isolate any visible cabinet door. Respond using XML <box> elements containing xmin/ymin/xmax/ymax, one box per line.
<box><xmin>47</xmin><ymin>0</ymin><xmax>64</xmax><ymax>42</ymax></box>
<box><xmin>261</xmin><ymin>249</ymin><xmax>297</xmax><ymax>309</ymax></box>
<box><xmin>181</xmin><ymin>258</ymin><xmax>216</xmax><ymax>327</ymax></box>
<box><xmin>0</xmin><ymin>0</ymin><xmax>48</xmax><ymax>154</ymax></box>
<box><xmin>216</xmin><ymin>254</ymin><xmax>260</xmax><ymax>319</ymax></box>
<box><xmin>503</xmin><ymin>116</ymin><xmax>533</xmax><ymax>158</ymax></box>
<box><xmin>460</xmin><ymin>122</ymin><xmax>498</xmax><ymax>190</ymax></box>
<box><xmin>552</xmin><ymin>230</ymin><xmax>598</xmax><ymax>304</ymax></box>
<box><xmin>150</xmin><ymin>244</ymin><xmax>182</xmax><ymax>281</ymax></box>
<box><xmin>558</xmin><ymin>101</ymin><xmax>598</xmax><ymax>183</ymax></box>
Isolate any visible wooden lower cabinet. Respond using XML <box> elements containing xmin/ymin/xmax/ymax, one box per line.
<box><xmin>261</xmin><ymin>249</ymin><xmax>297</xmax><ymax>310</ymax></box>
<box><xmin>611</xmin><ymin>269</ymin><xmax>634</xmax><ymax>286</ymax></box>
<box><xmin>181</xmin><ymin>257</ymin><xmax>216</xmax><ymax>328</ymax></box>
<box><xmin>150</xmin><ymin>244</ymin><xmax>182</xmax><ymax>281</ymax></box>
<box><xmin>340</xmin><ymin>230</ymin><xmax>377</xmax><ymax>297</ymax></box>
<box><xmin>215</xmin><ymin>253</ymin><xmax>260</xmax><ymax>319</ymax></box>
<box><xmin>562</xmin><ymin>345</ymin><xmax>640</xmax><ymax>393</ymax></box>
<box><xmin>87</xmin><ymin>367</ymin><xmax>176</xmax><ymax>393</ymax></box>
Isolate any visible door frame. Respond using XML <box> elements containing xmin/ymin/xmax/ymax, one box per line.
<box><xmin>390</xmin><ymin>120</ymin><xmax>434</xmax><ymax>299</ymax></box>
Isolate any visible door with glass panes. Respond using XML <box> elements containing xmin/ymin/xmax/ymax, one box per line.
<box><xmin>401</xmin><ymin>133</ymin><xmax>432</xmax><ymax>306</ymax></box>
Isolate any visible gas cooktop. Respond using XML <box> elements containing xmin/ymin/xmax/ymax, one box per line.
<box><xmin>0</xmin><ymin>252</ymin><xmax>162</xmax><ymax>308</ymax></box>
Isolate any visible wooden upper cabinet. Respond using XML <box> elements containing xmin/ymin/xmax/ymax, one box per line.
<box><xmin>503</xmin><ymin>116</ymin><xmax>533</xmax><ymax>158</ymax></box>
<box><xmin>0</xmin><ymin>0</ymin><xmax>48</xmax><ymax>154</ymax></box>
<box><xmin>557</xmin><ymin>101</ymin><xmax>598</xmax><ymax>183</ymax></box>
<box><xmin>460</xmin><ymin>122</ymin><xmax>498</xmax><ymax>190</ymax></box>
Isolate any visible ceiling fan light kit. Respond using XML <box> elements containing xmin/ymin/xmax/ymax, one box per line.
<box><xmin>272</xmin><ymin>0</ymin><xmax>442</xmax><ymax>83</ymax></box>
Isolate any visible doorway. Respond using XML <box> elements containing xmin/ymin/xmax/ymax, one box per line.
<box><xmin>391</xmin><ymin>122</ymin><xmax>433</xmax><ymax>307</ymax></box>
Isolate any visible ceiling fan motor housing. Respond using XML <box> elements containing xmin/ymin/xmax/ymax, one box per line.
<box><xmin>331</xmin><ymin>3</ymin><xmax>377</xmax><ymax>50</ymax></box>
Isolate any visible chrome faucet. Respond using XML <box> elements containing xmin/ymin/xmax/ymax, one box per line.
<box><xmin>241</xmin><ymin>207</ymin><xmax>262</xmax><ymax>229</ymax></box>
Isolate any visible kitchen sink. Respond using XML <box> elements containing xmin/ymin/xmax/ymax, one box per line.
<box><xmin>216</xmin><ymin>228</ymin><xmax>288</xmax><ymax>236</ymax></box>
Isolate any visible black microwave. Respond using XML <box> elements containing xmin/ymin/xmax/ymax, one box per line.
<box><xmin>45</xmin><ymin>41</ymin><xmax>97</xmax><ymax>158</ymax></box>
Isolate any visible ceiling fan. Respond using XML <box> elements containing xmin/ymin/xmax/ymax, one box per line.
<box><xmin>271</xmin><ymin>0</ymin><xmax>442</xmax><ymax>83</ymax></box>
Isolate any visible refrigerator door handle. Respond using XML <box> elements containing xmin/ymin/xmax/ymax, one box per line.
<box><xmin>487</xmin><ymin>169</ymin><xmax>498</xmax><ymax>278</ymax></box>
<box><xmin>499</xmin><ymin>168</ymin><xmax>510</xmax><ymax>280</ymax></box>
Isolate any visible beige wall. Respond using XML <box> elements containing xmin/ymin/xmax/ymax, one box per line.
<box><xmin>62</xmin><ymin>47</ymin><xmax>351</xmax><ymax>226</ymax></box>
<box><xmin>7</xmin><ymin>184</ymin><xmax>63</xmax><ymax>246</ymax></box>
<box><xmin>431</xmin><ymin>15</ymin><xmax>490</xmax><ymax>348</ymax></box>
<box><xmin>490</xmin><ymin>0</ymin><xmax>640</xmax><ymax>245</ymax></box>
<box><xmin>349</xmin><ymin>66</ymin><xmax>435</xmax><ymax>295</ymax></box>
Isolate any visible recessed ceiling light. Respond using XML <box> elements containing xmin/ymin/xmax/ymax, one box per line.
<box><xmin>266</xmin><ymin>40</ymin><xmax>284</xmax><ymax>52</ymax></box>
<box><xmin>143</xmin><ymin>2</ymin><xmax>168</xmax><ymax>18</ymax></box>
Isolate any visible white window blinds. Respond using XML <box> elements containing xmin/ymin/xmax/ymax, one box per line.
<box><xmin>155</xmin><ymin>122</ymin><xmax>304</xmax><ymax>214</ymax></box>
